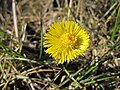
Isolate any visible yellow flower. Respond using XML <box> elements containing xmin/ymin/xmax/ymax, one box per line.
<box><xmin>44</xmin><ymin>21</ymin><xmax>90</xmax><ymax>64</ymax></box>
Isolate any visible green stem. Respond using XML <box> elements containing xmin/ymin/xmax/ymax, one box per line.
<box><xmin>39</xmin><ymin>19</ymin><xmax>43</xmax><ymax>59</ymax></box>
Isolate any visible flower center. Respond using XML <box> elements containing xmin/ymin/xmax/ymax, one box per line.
<box><xmin>60</xmin><ymin>33</ymin><xmax>77</xmax><ymax>47</ymax></box>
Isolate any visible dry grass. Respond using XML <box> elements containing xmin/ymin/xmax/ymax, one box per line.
<box><xmin>0</xmin><ymin>0</ymin><xmax>120</xmax><ymax>90</ymax></box>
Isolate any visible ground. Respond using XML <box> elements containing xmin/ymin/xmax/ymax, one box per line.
<box><xmin>0</xmin><ymin>0</ymin><xmax>120</xmax><ymax>90</ymax></box>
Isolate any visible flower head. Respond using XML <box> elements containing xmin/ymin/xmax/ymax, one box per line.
<box><xmin>44</xmin><ymin>21</ymin><xmax>90</xmax><ymax>64</ymax></box>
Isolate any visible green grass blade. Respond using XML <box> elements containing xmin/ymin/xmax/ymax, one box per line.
<box><xmin>111</xmin><ymin>3</ymin><xmax>120</xmax><ymax>41</ymax></box>
<box><xmin>77</xmin><ymin>40</ymin><xmax>120</xmax><ymax>81</ymax></box>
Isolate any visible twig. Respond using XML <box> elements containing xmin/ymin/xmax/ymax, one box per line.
<box><xmin>67</xmin><ymin>0</ymin><xmax>72</xmax><ymax>20</ymax></box>
<box><xmin>12</xmin><ymin>0</ymin><xmax>18</xmax><ymax>39</ymax></box>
